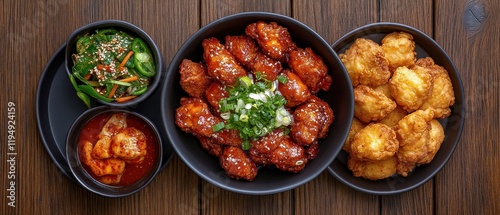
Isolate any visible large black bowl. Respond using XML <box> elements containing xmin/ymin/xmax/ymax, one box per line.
<box><xmin>328</xmin><ymin>22</ymin><xmax>465</xmax><ymax>195</ymax></box>
<box><xmin>161</xmin><ymin>12</ymin><xmax>354</xmax><ymax>195</ymax></box>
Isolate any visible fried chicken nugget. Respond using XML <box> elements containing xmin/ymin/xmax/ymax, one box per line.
<box><xmin>377</xmin><ymin>106</ymin><xmax>407</xmax><ymax>128</ymax></box>
<box><xmin>416</xmin><ymin>57</ymin><xmax>455</xmax><ymax>118</ymax></box>
<box><xmin>248</xmin><ymin>128</ymin><xmax>286</xmax><ymax>166</ymax></box>
<box><xmin>278</xmin><ymin>69</ymin><xmax>311</xmax><ymax>107</ymax></box>
<box><xmin>347</xmin><ymin>155</ymin><xmax>398</xmax><ymax>180</ymax></box>
<box><xmin>290</xmin><ymin>96</ymin><xmax>334</xmax><ymax>145</ymax></box>
<box><xmin>202</xmin><ymin>37</ymin><xmax>247</xmax><ymax>85</ymax></box>
<box><xmin>395</xmin><ymin>109</ymin><xmax>434</xmax><ymax>176</ymax></box>
<box><xmin>339</xmin><ymin>38</ymin><xmax>390</xmax><ymax>87</ymax></box>
<box><xmin>224</xmin><ymin>35</ymin><xmax>259</xmax><ymax>65</ymax></box>
<box><xmin>350</xmin><ymin>123</ymin><xmax>399</xmax><ymax>162</ymax></box>
<box><xmin>354</xmin><ymin>85</ymin><xmax>397</xmax><ymax>123</ymax></box>
<box><xmin>179</xmin><ymin>59</ymin><xmax>212</xmax><ymax>98</ymax></box>
<box><xmin>381</xmin><ymin>32</ymin><xmax>417</xmax><ymax>71</ymax></box>
<box><xmin>418</xmin><ymin>119</ymin><xmax>445</xmax><ymax>164</ymax></box>
<box><xmin>245</xmin><ymin>21</ymin><xmax>296</xmax><ymax>61</ymax></box>
<box><xmin>205</xmin><ymin>81</ymin><xmax>229</xmax><ymax>115</ymax></box>
<box><xmin>389</xmin><ymin>66</ymin><xmax>434</xmax><ymax>112</ymax></box>
<box><xmin>271</xmin><ymin>137</ymin><xmax>308</xmax><ymax>173</ymax></box>
<box><xmin>288</xmin><ymin>47</ymin><xmax>332</xmax><ymax>93</ymax></box>
<box><xmin>343</xmin><ymin>117</ymin><xmax>365</xmax><ymax>153</ymax></box>
<box><xmin>220</xmin><ymin>146</ymin><xmax>258</xmax><ymax>181</ymax></box>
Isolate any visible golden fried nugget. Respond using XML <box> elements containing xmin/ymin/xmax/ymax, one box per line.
<box><xmin>348</xmin><ymin>155</ymin><xmax>398</xmax><ymax>180</ymax></box>
<box><xmin>339</xmin><ymin>38</ymin><xmax>390</xmax><ymax>87</ymax></box>
<box><xmin>395</xmin><ymin>109</ymin><xmax>434</xmax><ymax>176</ymax></box>
<box><xmin>354</xmin><ymin>85</ymin><xmax>397</xmax><ymax>123</ymax></box>
<box><xmin>377</xmin><ymin>106</ymin><xmax>407</xmax><ymax>128</ymax></box>
<box><xmin>389</xmin><ymin>66</ymin><xmax>434</xmax><ymax>112</ymax></box>
<box><xmin>179</xmin><ymin>59</ymin><xmax>212</xmax><ymax>98</ymax></box>
<box><xmin>343</xmin><ymin>117</ymin><xmax>365</xmax><ymax>153</ymax></box>
<box><xmin>373</xmin><ymin>83</ymin><xmax>393</xmax><ymax>100</ymax></box>
<box><xmin>350</xmin><ymin>123</ymin><xmax>399</xmax><ymax>162</ymax></box>
<box><xmin>416</xmin><ymin>57</ymin><xmax>455</xmax><ymax>118</ymax></box>
<box><xmin>381</xmin><ymin>32</ymin><xmax>417</xmax><ymax>71</ymax></box>
<box><xmin>419</xmin><ymin>119</ymin><xmax>445</xmax><ymax>164</ymax></box>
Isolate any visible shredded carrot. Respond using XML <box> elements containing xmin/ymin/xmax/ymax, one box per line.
<box><xmin>108</xmin><ymin>84</ymin><xmax>118</xmax><ymax>99</ymax></box>
<box><xmin>119</xmin><ymin>76</ymin><xmax>138</xmax><ymax>82</ymax></box>
<box><xmin>119</xmin><ymin>51</ymin><xmax>134</xmax><ymax>71</ymax></box>
<box><xmin>84</xmin><ymin>73</ymin><xmax>91</xmax><ymax>80</ymax></box>
<box><xmin>115</xmin><ymin>95</ymin><xmax>137</xmax><ymax>103</ymax></box>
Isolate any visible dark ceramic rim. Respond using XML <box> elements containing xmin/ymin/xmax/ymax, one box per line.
<box><xmin>327</xmin><ymin>22</ymin><xmax>466</xmax><ymax>195</ymax></box>
<box><xmin>162</xmin><ymin>11</ymin><xmax>353</xmax><ymax>195</ymax></box>
<box><xmin>64</xmin><ymin>20</ymin><xmax>163</xmax><ymax>108</ymax></box>
<box><xmin>66</xmin><ymin>106</ymin><xmax>163</xmax><ymax>197</ymax></box>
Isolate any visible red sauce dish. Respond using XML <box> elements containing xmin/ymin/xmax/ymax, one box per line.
<box><xmin>66</xmin><ymin>107</ymin><xmax>162</xmax><ymax>197</ymax></box>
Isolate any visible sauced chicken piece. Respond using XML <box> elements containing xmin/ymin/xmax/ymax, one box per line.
<box><xmin>305</xmin><ymin>141</ymin><xmax>320</xmax><ymax>160</ymax></box>
<box><xmin>249</xmin><ymin>129</ymin><xmax>287</xmax><ymax>165</ymax></box>
<box><xmin>202</xmin><ymin>37</ymin><xmax>247</xmax><ymax>85</ymax></box>
<box><xmin>290</xmin><ymin>96</ymin><xmax>334</xmax><ymax>146</ymax></box>
<box><xmin>220</xmin><ymin>146</ymin><xmax>258</xmax><ymax>181</ymax></box>
<box><xmin>99</xmin><ymin>174</ymin><xmax>123</xmax><ymax>185</ymax></box>
<box><xmin>179</xmin><ymin>59</ymin><xmax>212</xmax><ymax>98</ymax></box>
<box><xmin>205</xmin><ymin>81</ymin><xmax>229</xmax><ymax>115</ymax></box>
<box><xmin>92</xmin><ymin>113</ymin><xmax>128</xmax><ymax>159</ymax></box>
<box><xmin>81</xmin><ymin>140</ymin><xmax>126</xmax><ymax>177</ymax></box>
<box><xmin>245</xmin><ymin>21</ymin><xmax>296</xmax><ymax>61</ymax></box>
<box><xmin>288</xmin><ymin>47</ymin><xmax>332</xmax><ymax>93</ymax></box>
<box><xmin>111</xmin><ymin>127</ymin><xmax>147</xmax><ymax>163</ymax></box>
<box><xmin>271</xmin><ymin>137</ymin><xmax>308</xmax><ymax>173</ymax></box>
<box><xmin>278</xmin><ymin>69</ymin><xmax>311</xmax><ymax>108</ymax></box>
<box><xmin>175</xmin><ymin>97</ymin><xmax>242</xmax><ymax>146</ymax></box>
<box><xmin>225</xmin><ymin>35</ymin><xmax>282</xmax><ymax>81</ymax></box>
<box><xmin>339</xmin><ymin>38</ymin><xmax>390</xmax><ymax>87</ymax></box>
<box><xmin>196</xmin><ymin>135</ymin><xmax>223</xmax><ymax>157</ymax></box>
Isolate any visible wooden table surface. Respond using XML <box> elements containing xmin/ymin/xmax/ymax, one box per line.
<box><xmin>1</xmin><ymin>0</ymin><xmax>499</xmax><ymax>214</ymax></box>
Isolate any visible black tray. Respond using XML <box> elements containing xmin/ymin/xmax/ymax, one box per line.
<box><xmin>36</xmin><ymin>44</ymin><xmax>174</xmax><ymax>181</ymax></box>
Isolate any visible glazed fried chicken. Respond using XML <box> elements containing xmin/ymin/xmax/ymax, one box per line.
<box><xmin>245</xmin><ymin>21</ymin><xmax>296</xmax><ymax>61</ymax></box>
<box><xmin>339</xmin><ymin>38</ymin><xmax>390</xmax><ymax>87</ymax></box>
<box><xmin>278</xmin><ymin>69</ymin><xmax>311</xmax><ymax>108</ymax></box>
<box><xmin>249</xmin><ymin>129</ymin><xmax>286</xmax><ymax>166</ymax></box>
<box><xmin>288</xmin><ymin>47</ymin><xmax>332</xmax><ymax>93</ymax></box>
<box><xmin>205</xmin><ymin>81</ymin><xmax>229</xmax><ymax>115</ymax></box>
<box><xmin>202</xmin><ymin>37</ymin><xmax>247</xmax><ymax>85</ymax></box>
<box><xmin>271</xmin><ymin>137</ymin><xmax>308</xmax><ymax>173</ymax></box>
<box><xmin>220</xmin><ymin>146</ymin><xmax>258</xmax><ymax>181</ymax></box>
<box><xmin>179</xmin><ymin>59</ymin><xmax>212</xmax><ymax>98</ymax></box>
<box><xmin>354</xmin><ymin>85</ymin><xmax>397</xmax><ymax>123</ymax></box>
<box><xmin>381</xmin><ymin>32</ymin><xmax>417</xmax><ymax>71</ymax></box>
<box><xmin>290</xmin><ymin>96</ymin><xmax>334</xmax><ymax>146</ymax></box>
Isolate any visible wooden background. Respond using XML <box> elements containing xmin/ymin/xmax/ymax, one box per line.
<box><xmin>1</xmin><ymin>0</ymin><xmax>499</xmax><ymax>214</ymax></box>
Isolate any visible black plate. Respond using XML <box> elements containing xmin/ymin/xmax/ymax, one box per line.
<box><xmin>36</xmin><ymin>45</ymin><xmax>174</xmax><ymax>181</ymax></box>
<box><xmin>327</xmin><ymin>22</ymin><xmax>465</xmax><ymax>195</ymax></box>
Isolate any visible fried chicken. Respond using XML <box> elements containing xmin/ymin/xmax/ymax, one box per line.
<box><xmin>349</xmin><ymin>123</ymin><xmax>399</xmax><ymax>162</ymax></box>
<box><xmin>179</xmin><ymin>59</ymin><xmax>212</xmax><ymax>98</ymax></box>
<box><xmin>288</xmin><ymin>47</ymin><xmax>332</xmax><ymax>93</ymax></box>
<box><xmin>245</xmin><ymin>21</ymin><xmax>296</xmax><ymax>61</ymax></box>
<box><xmin>389</xmin><ymin>66</ymin><xmax>434</xmax><ymax>112</ymax></box>
<box><xmin>278</xmin><ymin>69</ymin><xmax>311</xmax><ymax>108</ymax></box>
<box><xmin>354</xmin><ymin>85</ymin><xmax>397</xmax><ymax>123</ymax></box>
<box><xmin>348</xmin><ymin>155</ymin><xmax>398</xmax><ymax>180</ymax></box>
<box><xmin>381</xmin><ymin>32</ymin><xmax>417</xmax><ymax>71</ymax></box>
<box><xmin>202</xmin><ymin>37</ymin><xmax>247</xmax><ymax>85</ymax></box>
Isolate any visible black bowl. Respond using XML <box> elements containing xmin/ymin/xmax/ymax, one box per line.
<box><xmin>161</xmin><ymin>12</ymin><xmax>354</xmax><ymax>195</ymax></box>
<box><xmin>328</xmin><ymin>22</ymin><xmax>465</xmax><ymax>195</ymax></box>
<box><xmin>65</xmin><ymin>20</ymin><xmax>163</xmax><ymax>108</ymax></box>
<box><xmin>66</xmin><ymin>106</ymin><xmax>163</xmax><ymax>197</ymax></box>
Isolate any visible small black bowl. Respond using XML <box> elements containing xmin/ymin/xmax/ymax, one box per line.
<box><xmin>328</xmin><ymin>22</ymin><xmax>465</xmax><ymax>195</ymax></box>
<box><xmin>66</xmin><ymin>106</ymin><xmax>163</xmax><ymax>197</ymax></box>
<box><xmin>161</xmin><ymin>12</ymin><xmax>354</xmax><ymax>195</ymax></box>
<box><xmin>65</xmin><ymin>20</ymin><xmax>163</xmax><ymax>108</ymax></box>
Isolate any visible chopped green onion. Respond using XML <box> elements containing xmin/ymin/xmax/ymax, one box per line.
<box><xmin>277</xmin><ymin>75</ymin><xmax>288</xmax><ymax>84</ymax></box>
<box><xmin>212</xmin><ymin>122</ymin><xmax>225</xmax><ymax>132</ymax></box>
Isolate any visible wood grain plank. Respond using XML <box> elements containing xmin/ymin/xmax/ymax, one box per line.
<box><xmin>199</xmin><ymin>1</ymin><xmax>292</xmax><ymax>215</ymax></box>
<box><xmin>379</xmin><ymin>1</ymin><xmax>434</xmax><ymax>214</ymax></box>
<box><xmin>434</xmin><ymin>0</ymin><xmax>500</xmax><ymax>214</ymax></box>
<box><xmin>292</xmin><ymin>0</ymin><xmax>380</xmax><ymax>214</ymax></box>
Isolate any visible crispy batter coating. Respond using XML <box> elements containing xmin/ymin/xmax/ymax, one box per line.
<box><xmin>389</xmin><ymin>66</ymin><xmax>434</xmax><ymax>112</ymax></box>
<box><xmin>339</xmin><ymin>38</ymin><xmax>390</xmax><ymax>87</ymax></box>
<box><xmin>381</xmin><ymin>32</ymin><xmax>417</xmax><ymax>71</ymax></box>
<box><xmin>288</xmin><ymin>47</ymin><xmax>332</xmax><ymax>93</ymax></box>
<box><xmin>354</xmin><ymin>85</ymin><xmax>397</xmax><ymax>123</ymax></box>
<box><xmin>418</xmin><ymin>119</ymin><xmax>445</xmax><ymax>164</ymax></box>
<box><xmin>290</xmin><ymin>96</ymin><xmax>334</xmax><ymax>145</ymax></box>
<box><xmin>395</xmin><ymin>109</ymin><xmax>434</xmax><ymax>176</ymax></box>
<box><xmin>202</xmin><ymin>37</ymin><xmax>248</xmax><ymax>85</ymax></box>
<box><xmin>348</xmin><ymin>155</ymin><xmax>398</xmax><ymax>180</ymax></box>
<box><xmin>220</xmin><ymin>146</ymin><xmax>258</xmax><ymax>181</ymax></box>
<box><xmin>271</xmin><ymin>137</ymin><xmax>308</xmax><ymax>173</ymax></box>
<box><xmin>377</xmin><ymin>106</ymin><xmax>407</xmax><ymax>128</ymax></box>
<box><xmin>416</xmin><ymin>57</ymin><xmax>455</xmax><ymax>118</ymax></box>
<box><xmin>245</xmin><ymin>21</ymin><xmax>296</xmax><ymax>61</ymax></box>
<box><xmin>249</xmin><ymin>129</ymin><xmax>287</xmax><ymax>166</ymax></box>
<box><xmin>179</xmin><ymin>59</ymin><xmax>212</xmax><ymax>98</ymax></box>
<box><xmin>350</xmin><ymin>123</ymin><xmax>399</xmax><ymax>162</ymax></box>
<box><xmin>343</xmin><ymin>117</ymin><xmax>365</xmax><ymax>152</ymax></box>
<box><xmin>205</xmin><ymin>81</ymin><xmax>228</xmax><ymax>115</ymax></box>
<box><xmin>278</xmin><ymin>69</ymin><xmax>311</xmax><ymax>107</ymax></box>
<box><xmin>373</xmin><ymin>83</ymin><xmax>393</xmax><ymax>100</ymax></box>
